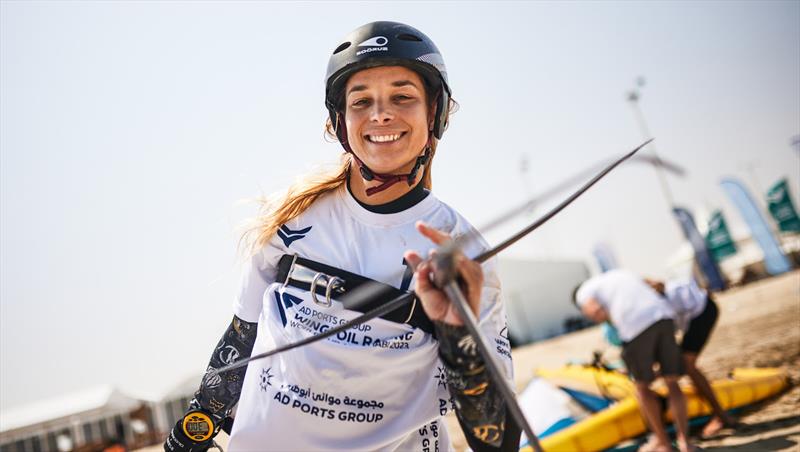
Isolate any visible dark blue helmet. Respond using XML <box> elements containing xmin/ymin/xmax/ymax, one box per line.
<box><xmin>325</xmin><ymin>21</ymin><xmax>451</xmax><ymax>142</ymax></box>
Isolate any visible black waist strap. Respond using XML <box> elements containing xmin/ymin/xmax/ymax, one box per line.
<box><xmin>276</xmin><ymin>254</ymin><xmax>435</xmax><ymax>336</ymax></box>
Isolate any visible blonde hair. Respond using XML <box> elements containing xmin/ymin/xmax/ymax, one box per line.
<box><xmin>240</xmin><ymin>98</ymin><xmax>456</xmax><ymax>256</ymax></box>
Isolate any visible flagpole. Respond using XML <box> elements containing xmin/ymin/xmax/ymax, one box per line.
<box><xmin>626</xmin><ymin>77</ymin><xmax>676</xmax><ymax>209</ymax></box>
<box><xmin>626</xmin><ymin>77</ymin><xmax>727</xmax><ymax>290</ymax></box>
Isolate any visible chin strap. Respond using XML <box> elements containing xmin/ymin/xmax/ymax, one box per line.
<box><xmin>351</xmin><ymin>143</ymin><xmax>431</xmax><ymax>196</ymax></box>
<box><xmin>335</xmin><ymin>113</ymin><xmax>433</xmax><ymax>196</ymax></box>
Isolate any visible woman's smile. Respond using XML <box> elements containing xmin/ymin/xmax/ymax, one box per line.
<box><xmin>344</xmin><ymin>65</ymin><xmax>431</xmax><ymax>175</ymax></box>
<box><xmin>365</xmin><ymin>131</ymin><xmax>407</xmax><ymax>143</ymax></box>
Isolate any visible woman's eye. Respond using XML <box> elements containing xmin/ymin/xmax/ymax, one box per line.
<box><xmin>351</xmin><ymin>98</ymin><xmax>370</xmax><ymax>107</ymax></box>
<box><xmin>394</xmin><ymin>95</ymin><xmax>413</xmax><ymax>102</ymax></box>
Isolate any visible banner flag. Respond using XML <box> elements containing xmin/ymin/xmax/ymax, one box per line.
<box><xmin>592</xmin><ymin>242</ymin><xmax>618</xmax><ymax>273</ymax></box>
<box><xmin>720</xmin><ymin>178</ymin><xmax>792</xmax><ymax>275</ymax></box>
<box><xmin>673</xmin><ymin>207</ymin><xmax>727</xmax><ymax>291</ymax></box>
<box><xmin>766</xmin><ymin>179</ymin><xmax>800</xmax><ymax>233</ymax></box>
<box><xmin>705</xmin><ymin>210</ymin><xmax>737</xmax><ymax>262</ymax></box>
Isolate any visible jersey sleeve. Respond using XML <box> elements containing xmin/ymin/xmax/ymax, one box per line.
<box><xmin>233</xmin><ymin>242</ymin><xmax>281</xmax><ymax>323</ymax></box>
<box><xmin>476</xmin><ymin>254</ymin><xmax>513</xmax><ymax>378</ymax></box>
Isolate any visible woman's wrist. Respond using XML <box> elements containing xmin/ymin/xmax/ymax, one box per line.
<box><xmin>433</xmin><ymin>321</ymin><xmax>486</xmax><ymax>386</ymax></box>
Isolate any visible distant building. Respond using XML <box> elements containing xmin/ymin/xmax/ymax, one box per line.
<box><xmin>0</xmin><ymin>380</ymin><xmax>204</xmax><ymax>452</ymax></box>
<box><xmin>497</xmin><ymin>258</ymin><xmax>591</xmax><ymax>346</ymax></box>
<box><xmin>149</xmin><ymin>375</ymin><xmax>199</xmax><ymax>438</ymax></box>
<box><xmin>0</xmin><ymin>386</ymin><xmax>149</xmax><ymax>452</ymax></box>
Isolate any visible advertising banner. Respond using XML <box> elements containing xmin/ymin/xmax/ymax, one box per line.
<box><xmin>705</xmin><ymin>210</ymin><xmax>737</xmax><ymax>262</ymax></box>
<box><xmin>720</xmin><ymin>178</ymin><xmax>792</xmax><ymax>275</ymax></box>
<box><xmin>766</xmin><ymin>179</ymin><xmax>800</xmax><ymax>233</ymax></box>
<box><xmin>673</xmin><ymin>207</ymin><xmax>726</xmax><ymax>291</ymax></box>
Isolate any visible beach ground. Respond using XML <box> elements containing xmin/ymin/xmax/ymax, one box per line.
<box><xmin>143</xmin><ymin>270</ymin><xmax>799</xmax><ymax>451</ymax></box>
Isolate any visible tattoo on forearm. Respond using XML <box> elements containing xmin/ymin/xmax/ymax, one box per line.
<box><xmin>433</xmin><ymin>321</ymin><xmax>507</xmax><ymax>448</ymax></box>
<box><xmin>190</xmin><ymin>316</ymin><xmax>258</xmax><ymax>420</ymax></box>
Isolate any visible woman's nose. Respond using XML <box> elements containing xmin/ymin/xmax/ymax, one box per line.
<box><xmin>370</xmin><ymin>100</ymin><xmax>394</xmax><ymax>124</ymax></box>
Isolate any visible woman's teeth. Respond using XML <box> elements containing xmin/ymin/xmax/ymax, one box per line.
<box><xmin>368</xmin><ymin>133</ymin><xmax>402</xmax><ymax>143</ymax></box>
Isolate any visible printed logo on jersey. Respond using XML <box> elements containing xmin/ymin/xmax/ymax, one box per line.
<box><xmin>495</xmin><ymin>323</ymin><xmax>511</xmax><ymax>360</ymax></box>
<box><xmin>356</xmin><ymin>35</ymin><xmax>389</xmax><ymax>56</ymax></box>
<box><xmin>434</xmin><ymin>366</ymin><xmax>447</xmax><ymax>389</ymax></box>
<box><xmin>286</xmin><ymin>302</ymin><xmax>417</xmax><ymax>349</ymax></box>
<box><xmin>272</xmin><ymin>379</ymin><xmax>386</xmax><ymax>424</ymax></box>
<box><xmin>274</xmin><ymin>290</ymin><xmax>303</xmax><ymax>327</ymax></box>
<box><xmin>277</xmin><ymin>224</ymin><xmax>312</xmax><ymax>247</ymax></box>
<box><xmin>259</xmin><ymin>367</ymin><xmax>274</xmax><ymax>392</ymax></box>
<box><xmin>438</xmin><ymin>396</ymin><xmax>456</xmax><ymax>416</ymax></box>
<box><xmin>418</xmin><ymin>421</ymin><xmax>440</xmax><ymax>452</ymax></box>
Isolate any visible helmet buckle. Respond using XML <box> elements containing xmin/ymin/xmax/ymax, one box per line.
<box><xmin>359</xmin><ymin>166</ymin><xmax>374</xmax><ymax>181</ymax></box>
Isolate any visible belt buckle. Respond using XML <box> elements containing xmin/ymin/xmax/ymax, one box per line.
<box><xmin>284</xmin><ymin>255</ymin><xmax>344</xmax><ymax>307</ymax></box>
<box><xmin>310</xmin><ymin>273</ymin><xmax>344</xmax><ymax>307</ymax></box>
<box><xmin>282</xmin><ymin>254</ymin><xmax>300</xmax><ymax>288</ymax></box>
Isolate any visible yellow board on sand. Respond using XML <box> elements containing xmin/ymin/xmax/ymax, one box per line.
<box><xmin>522</xmin><ymin>367</ymin><xmax>787</xmax><ymax>452</ymax></box>
<box><xmin>534</xmin><ymin>365</ymin><xmax>634</xmax><ymax>400</ymax></box>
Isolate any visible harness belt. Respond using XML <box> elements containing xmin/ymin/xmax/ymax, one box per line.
<box><xmin>276</xmin><ymin>254</ymin><xmax>435</xmax><ymax>336</ymax></box>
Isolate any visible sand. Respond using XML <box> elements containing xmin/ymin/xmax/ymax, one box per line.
<box><xmin>144</xmin><ymin>270</ymin><xmax>800</xmax><ymax>451</ymax></box>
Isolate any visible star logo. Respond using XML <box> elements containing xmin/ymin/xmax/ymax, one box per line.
<box><xmin>259</xmin><ymin>367</ymin><xmax>274</xmax><ymax>392</ymax></box>
<box><xmin>434</xmin><ymin>366</ymin><xmax>447</xmax><ymax>389</ymax></box>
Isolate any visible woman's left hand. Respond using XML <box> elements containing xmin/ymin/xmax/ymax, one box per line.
<box><xmin>403</xmin><ymin>222</ymin><xmax>483</xmax><ymax>326</ymax></box>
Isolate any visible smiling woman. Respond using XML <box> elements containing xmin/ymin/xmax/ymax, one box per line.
<box><xmin>163</xmin><ymin>21</ymin><xmax>519</xmax><ymax>452</ymax></box>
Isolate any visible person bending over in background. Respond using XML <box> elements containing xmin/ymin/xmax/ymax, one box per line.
<box><xmin>644</xmin><ymin>277</ymin><xmax>737</xmax><ymax>437</ymax></box>
<box><xmin>573</xmin><ymin>269</ymin><xmax>694</xmax><ymax>452</ymax></box>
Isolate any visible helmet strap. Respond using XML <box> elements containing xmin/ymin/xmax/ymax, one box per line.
<box><xmin>350</xmin><ymin>146</ymin><xmax>430</xmax><ymax>197</ymax></box>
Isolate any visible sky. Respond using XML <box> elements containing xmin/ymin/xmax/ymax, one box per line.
<box><xmin>1</xmin><ymin>1</ymin><xmax>798</xmax><ymax>411</ymax></box>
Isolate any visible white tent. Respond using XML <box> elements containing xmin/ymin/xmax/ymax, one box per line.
<box><xmin>0</xmin><ymin>385</ymin><xmax>142</xmax><ymax>450</ymax></box>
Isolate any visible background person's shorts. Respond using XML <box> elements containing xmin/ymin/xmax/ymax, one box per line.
<box><xmin>621</xmin><ymin>319</ymin><xmax>683</xmax><ymax>383</ymax></box>
<box><xmin>681</xmin><ymin>296</ymin><xmax>719</xmax><ymax>354</ymax></box>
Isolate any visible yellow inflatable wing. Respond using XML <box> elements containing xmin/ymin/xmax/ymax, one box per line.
<box><xmin>524</xmin><ymin>367</ymin><xmax>787</xmax><ymax>452</ymax></box>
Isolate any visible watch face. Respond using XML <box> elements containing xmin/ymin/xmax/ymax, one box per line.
<box><xmin>182</xmin><ymin>412</ymin><xmax>214</xmax><ymax>442</ymax></box>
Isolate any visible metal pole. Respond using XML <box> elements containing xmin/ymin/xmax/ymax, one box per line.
<box><xmin>627</xmin><ymin>79</ymin><xmax>727</xmax><ymax>289</ymax></box>
<box><xmin>442</xmin><ymin>281</ymin><xmax>543</xmax><ymax>452</ymax></box>
<box><xmin>626</xmin><ymin>87</ymin><xmax>676</xmax><ymax>208</ymax></box>
<box><xmin>791</xmin><ymin>135</ymin><xmax>800</xmax><ymax>156</ymax></box>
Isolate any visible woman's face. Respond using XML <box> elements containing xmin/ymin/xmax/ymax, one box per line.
<box><xmin>344</xmin><ymin>66</ymin><xmax>432</xmax><ymax>175</ymax></box>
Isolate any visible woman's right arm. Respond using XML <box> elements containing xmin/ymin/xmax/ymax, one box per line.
<box><xmin>165</xmin><ymin>250</ymin><xmax>275</xmax><ymax>451</ymax></box>
<box><xmin>164</xmin><ymin>316</ymin><xmax>258</xmax><ymax>451</ymax></box>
